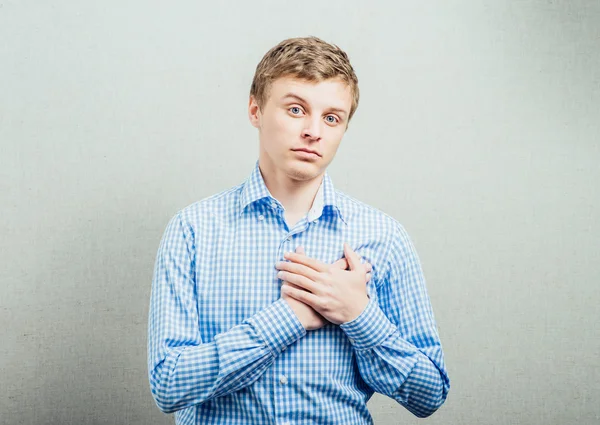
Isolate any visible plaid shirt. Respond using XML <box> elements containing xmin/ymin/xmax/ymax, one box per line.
<box><xmin>148</xmin><ymin>160</ymin><xmax>450</xmax><ymax>424</ymax></box>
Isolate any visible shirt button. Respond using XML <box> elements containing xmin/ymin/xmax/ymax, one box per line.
<box><xmin>258</xmin><ymin>215</ymin><xmax>265</xmax><ymax>221</ymax></box>
<box><xmin>279</xmin><ymin>375</ymin><xmax>288</xmax><ymax>385</ymax></box>
<box><xmin>271</xmin><ymin>202</ymin><xmax>277</xmax><ymax>209</ymax></box>
<box><xmin>348</xmin><ymin>338</ymin><xmax>355</xmax><ymax>344</ymax></box>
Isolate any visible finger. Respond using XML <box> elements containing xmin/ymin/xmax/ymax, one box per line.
<box><xmin>333</xmin><ymin>258</ymin><xmax>349</xmax><ymax>270</ymax></box>
<box><xmin>278</xmin><ymin>271</ymin><xmax>319</xmax><ymax>294</ymax></box>
<box><xmin>276</xmin><ymin>246</ymin><xmax>318</xmax><ymax>281</ymax></box>
<box><xmin>282</xmin><ymin>281</ymin><xmax>303</xmax><ymax>291</ymax></box>
<box><xmin>343</xmin><ymin>242</ymin><xmax>362</xmax><ymax>272</ymax></box>
<box><xmin>281</xmin><ymin>284</ymin><xmax>321</xmax><ymax>308</ymax></box>
<box><xmin>284</xmin><ymin>251</ymin><xmax>329</xmax><ymax>273</ymax></box>
<box><xmin>277</xmin><ymin>261</ymin><xmax>320</xmax><ymax>282</ymax></box>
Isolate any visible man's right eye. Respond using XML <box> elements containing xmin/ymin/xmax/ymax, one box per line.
<box><xmin>289</xmin><ymin>107</ymin><xmax>302</xmax><ymax>115</ymax></box>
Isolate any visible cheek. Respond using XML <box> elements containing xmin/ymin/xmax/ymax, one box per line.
<box><xmin>272</xmin><ymin>112</ymin><xmax>298</xmax><ymax>133</ymax></box>
<box><xmin>265</xmin><ymin>114</ymin><xmax>301</xmax><ymax>147</ymax></box>
<box><xmin>322</xmin><ymin>129</ymin><xmax>344</xmax><ymax>152</ymax></box>
<box><xmin>260</xmin><ymin>114</ymin><xmax>295</xmax><ymax>153</ymax></box>
<box><xmin>262</xmin><ymin>111</ymin><xmax>286</xmax><ymax>135</ymax></box>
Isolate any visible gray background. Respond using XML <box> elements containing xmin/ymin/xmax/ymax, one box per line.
<box><xmin>1</xmin><ymin>1</ymin><xmax>598</xmax><ymax>424</ymax></box>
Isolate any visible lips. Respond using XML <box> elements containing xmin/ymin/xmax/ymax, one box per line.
<box><xmin>292</xmin><ymin>148</ymin><xmax>321</xmax><ymax>157</ymax></box>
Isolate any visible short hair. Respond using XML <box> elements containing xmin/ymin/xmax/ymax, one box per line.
<box><xmin>250</xmin><ymin>36</ymin><xmax>360</xmax><ymax>122</ymax></box>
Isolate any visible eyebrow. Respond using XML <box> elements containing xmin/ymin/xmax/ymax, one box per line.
<box><xmin>281</xmin><ymin>93</ymin><xmax>349</xmax><ymax>117</ymax></box>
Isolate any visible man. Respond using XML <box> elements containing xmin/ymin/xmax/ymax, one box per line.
<box><xmin>148</xmin><ymin>36</ymin><xmax>450</xmax><ymax>424</ymax></box>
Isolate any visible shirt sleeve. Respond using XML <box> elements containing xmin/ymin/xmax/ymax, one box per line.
<box><xmin>339</xmin><ymin>223</ymin><xmax>451</xmax><ymax>418</ymax></box>
<box><xmin>147</xmin><ymin>212</ymin><xmax>306</xmax><ymax>414</ymax></box>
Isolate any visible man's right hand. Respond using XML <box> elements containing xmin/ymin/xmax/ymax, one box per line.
<box><xmin>280</xmin><ymin>246</ymin><xmax>372</xmax><ymax>331</ymax></box>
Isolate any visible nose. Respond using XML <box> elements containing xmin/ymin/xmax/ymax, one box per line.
<box><xmin>302</xmin><ymin>116</ymin><xmax>322</xmax><ymax>141</ymax></box>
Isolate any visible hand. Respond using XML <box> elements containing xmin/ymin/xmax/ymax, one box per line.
<box><xmin>276</xmin><ymin>243</ymin><xmax>372</xmax><ymax>325</ymax></box>
<box><xmin>280</xmin><ymin>246</ymin><xmax>328</xmax><ymax>331</ymax></box>
<box><xmin>333</xmin><ymin>256</ymin><xmax>372</xmax><ymax>277</ymax></box>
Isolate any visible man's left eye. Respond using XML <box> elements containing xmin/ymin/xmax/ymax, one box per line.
<box><xmin>325</xmin><ymin>116</ymin><xmax>338</xmax><ymax>123</ymax></box>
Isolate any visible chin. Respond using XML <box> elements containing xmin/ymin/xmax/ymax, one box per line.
<box><xmin>285</xmin><ymin>159</ymin><xmax>324</xmax><ymax>181</ymax></box>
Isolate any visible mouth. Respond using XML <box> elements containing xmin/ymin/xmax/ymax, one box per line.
<box><xmin>292</xmin><ymin>148</ymin><xmax>321</xmax><ymax>158</ymax></box>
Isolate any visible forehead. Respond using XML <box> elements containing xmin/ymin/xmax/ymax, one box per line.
<box><xmin>268</xmin><ymin>76</ymin><xmax>352</xmax><ymax>111</ymax></box>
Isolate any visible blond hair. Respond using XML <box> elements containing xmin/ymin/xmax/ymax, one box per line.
<box><xmin>250</xmin><ymin>36</ymin><xmax>360</xmax><ymax>122</ymax></box>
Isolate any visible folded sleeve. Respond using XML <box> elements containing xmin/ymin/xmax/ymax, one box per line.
<box><xmin>147</xmin><ymin>212</ymin><xmax>305</xmax><ymax>414</ymax></box>
<box><xmin>340</xmin><ymin>223</ymin><xmax>450</xmax><ymax>417</ymax></box>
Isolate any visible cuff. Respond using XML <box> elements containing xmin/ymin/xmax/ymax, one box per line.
<box><xmin>339</xmin><ymin>298</ymin><xmax>397</xmax><ymax>350</ymax></box>
<box><xmin>244</xmin><ymin>298</ymin><xmax>306</xmax><ymax>356</ymax></box>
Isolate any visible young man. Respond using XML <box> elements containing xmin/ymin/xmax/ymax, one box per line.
<box><xmin>148</xmin><ymin>36</ymin><xmax>450</xmax><ymax>424</ymax></box>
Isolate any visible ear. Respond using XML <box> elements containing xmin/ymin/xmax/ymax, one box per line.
<box><xmin>248</xmin><ymin>95</ymin><xmax>261</xmax><ymax>129</ymax></box>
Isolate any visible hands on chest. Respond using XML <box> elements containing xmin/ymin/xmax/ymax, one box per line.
<box><xmin>276</xmin><ymin>244</ymin><xmax>372</xmax><ymax>329</ymax></box>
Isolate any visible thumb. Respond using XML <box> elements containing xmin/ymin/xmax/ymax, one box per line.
<box><xmin>343</xmin><ymin>242</ymin><xmax>361</xmax><ymax>271</ymax></box>
<box><xmin>296</xmin><ymin>245</ymin><xmax>306</xmax><ymax>255</ymax></box>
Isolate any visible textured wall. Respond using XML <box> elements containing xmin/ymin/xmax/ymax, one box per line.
<box><xmin>1</xmin><ymin>1</ymin><xmax>598</xmax><ymax>424</ymax></box>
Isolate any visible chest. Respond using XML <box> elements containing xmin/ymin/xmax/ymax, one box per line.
<box><xmin>192</xmin><ymin>212</ymin><xmax>384</xmax><ymax>342</ymax></box>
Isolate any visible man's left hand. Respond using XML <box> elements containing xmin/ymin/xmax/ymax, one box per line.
<box><xmin>275</xmin><ymin>243</ymin><xmax>371</xmax><ymax>325</ymax></box>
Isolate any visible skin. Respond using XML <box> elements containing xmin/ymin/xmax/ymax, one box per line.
<box><xmin>248</xmin><ymin>76</ymin><xmax>371</xmax><ymax>330</ymax></box>
<box><xmin>284</xmin><ymin>245</ymin><xmax>372</xmax><ymax>330</ymax></box>
<box><xmin>248</xmin><ymin>76</ymin><xmax>351</xmax><ymax>224</ymax></box>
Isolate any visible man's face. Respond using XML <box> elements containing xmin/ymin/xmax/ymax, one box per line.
<box><xmin>249</xmin><ymin>76</ymin><xmax>353</xmax><ymax>182</ymax></box>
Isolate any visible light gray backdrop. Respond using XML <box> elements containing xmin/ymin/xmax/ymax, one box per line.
<box><xmin>1</xmin><ymin>1</ymin><xmax>598</xmax><ymax>424</ymax></box>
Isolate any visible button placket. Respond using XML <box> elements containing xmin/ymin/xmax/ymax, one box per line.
<box><xmin>273</xmin><ymin>360</ymin><xmax>291</xmax><ymax>423</ymax></box>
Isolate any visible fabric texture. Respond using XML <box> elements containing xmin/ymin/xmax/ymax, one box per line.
<box><xmin>147</xmin><ymin>160</ymin><xmax>450</xmax><ymax>424</ymax></box>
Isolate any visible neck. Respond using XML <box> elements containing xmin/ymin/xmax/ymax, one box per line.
<box><xmin>258</xmin><ymin>156</ymin><xmax>324</xmax><ymax>217</ymax></box>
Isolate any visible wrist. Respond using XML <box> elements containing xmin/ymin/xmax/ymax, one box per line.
<box><xmin>344</xmin><ymin>295</ymin><xmax>370</xmax><ymax>324</ymax></box>
<box><xmin>339</xmin><ymin>297</ymin><xmax>397</xmax><ymax>349</ymax></box>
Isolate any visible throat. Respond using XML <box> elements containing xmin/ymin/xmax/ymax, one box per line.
<box><xmin>284</xmin><ymin>211</ymin><xmax>306</xmax><ymax>229</ymax></box>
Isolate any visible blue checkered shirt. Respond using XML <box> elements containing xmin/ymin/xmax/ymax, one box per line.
<box><xmin>148</xmin><ymin>161</ymin><xmax>450</xmax><ymax>424</ymax></box>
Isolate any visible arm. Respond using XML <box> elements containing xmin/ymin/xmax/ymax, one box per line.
<box><xmin>147</xmin><ymin>212</ymin><xmax>305</xmax><ymax>413</ymax></box>
<box><xmin>339</xmin><ymin>223</ymin><xmax>450</xmax><ymax>418</ymax></box>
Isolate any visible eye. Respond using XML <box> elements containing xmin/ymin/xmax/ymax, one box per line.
<box><xmin>289</xmin><ymin>106</ymin><xmax>303</xmax><ymax>115</ymax></box>
<box><xmin>325</xmin><ymin>115</ymin><xmax>339</xmax><ymax>124</ymax></box>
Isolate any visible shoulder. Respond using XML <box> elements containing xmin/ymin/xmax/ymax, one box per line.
<box><xmin>336</xmin><ymin>189</ymin><xmax>417</xmax><ymax>265</ymax></box>
<box><xmin>175</xmin><ymin>183</ymin><xmax>244</xmax><ymax>226</ymax></box>
<box><xmin>335</xmin><ymin>189</ymin><xmax>408</xmax><ymax>236</ymax></box>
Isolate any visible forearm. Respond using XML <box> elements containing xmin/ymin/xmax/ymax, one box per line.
<box><xmin>149</xmin><ymin>298</ymin><xmax>305</xmax><ymax>413</ymax></box>
<box><xmin>353</xmin><ymin>334</ymin><xmax>448</xmax><ymax>417</ymax></box>
<box><xmin>340</xmin><ymin>299</ymin><xmax>450</xmax><ymax>417</ymax></box>
<box><xmin>394</xmin><ymin>350</ymin><xmax>448</xmax><ymax>418</ymax></box>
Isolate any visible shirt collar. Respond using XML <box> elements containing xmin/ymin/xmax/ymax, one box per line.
<box><xmin>239</xmin><ymin>160</ymin><xmax>347</xmax><ymax>225</ymax></box>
